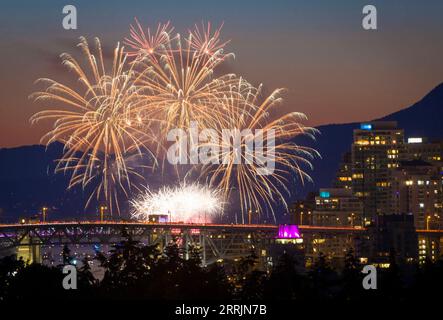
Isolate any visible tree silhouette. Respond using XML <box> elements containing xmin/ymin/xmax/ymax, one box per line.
<box><xmin>204</xmin><ymin>262</ymin><xmax>233</xmax><ymax>299</ymax></box>
<box><xmin>380</xmin><ymin>249</ymin><xmax>403</xmax><ymax>300</ymax></box>
<box><xmin>61</xmin><ymin>244</ymin><xmax>73</xmax><ymax>265</ymax></box>
<box><xmin>3</xmin><ymin>236</ymin><xmax>443</xmax><ymax>302</ymax></box>
<box><xmin>0</xmin><ymin>255</ymin><xmax>24</xmax><ymax>300</ymax></box>
<box><xmin>4</xmin><ymin>262</ymin><xmax>69</xmax><ymax>301</ymax></box>
<box><xmin>340</xmin><ymin>248</ymin><xmax>363</xmax><ymax>301</ymax></box>
<box><xmin>264</xmin><ymin>252</ymin><xmax>306</xmax><ymax>300</ymax></box>
<box><xmin>308</xmin><ymin>252</ymin><xmax>339</xmax><ymax>300</ymax></box>
<box><xmin>411</xmin><ymin>258</ymin><xmax>443</xmax><ymax>302</ymax></box>
<box><xmin>95</xmin><ymin>231</ymin><xmax>160</xmax><ymax>298</ymax></box>
<box><xmin>78</xmin><ymin>257</ymin><xmax>97</xmax><ymax>290</ymax></box>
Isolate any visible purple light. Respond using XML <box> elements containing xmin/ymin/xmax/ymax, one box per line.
<box><xmin>278</xmin><ymin>224</ymin><xmax>301</xmax><ymax>239</ymax></box>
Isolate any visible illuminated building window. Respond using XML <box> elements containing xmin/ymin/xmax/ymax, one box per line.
<box><xmin>408</xmin><ymin>137</ymin><xmax>423</xmax><ymax>144</ymax></box>
<box><xmin>356</xmin><ymin>140</ymin><xmax>369</xmax><ymax>145</ymax></box>
<box><xmin>320</xmin><ymin>191</ymin><xmax>330</xmax><ymax>198</ymax></box>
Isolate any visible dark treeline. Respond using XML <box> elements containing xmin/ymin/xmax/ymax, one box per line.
<box><xmin>1</xmin><ymin>232</ymin><xmax>442</xmax><ymax>302</ymax></box>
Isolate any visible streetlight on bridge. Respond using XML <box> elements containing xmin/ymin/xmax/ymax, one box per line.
<box><xmin>100</xmin><ymin>205</ymin><xmax>108</xmax><ymax>222</ymax></box>
<box><xmin>42</xmin><ymin>207</ymin><xmax>48</xmax><ymax>223</ymax></box>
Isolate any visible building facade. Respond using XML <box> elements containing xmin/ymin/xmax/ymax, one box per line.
<box><xmin>392</xmin><ymin>160</ymin><xmax>443</xmax><ymax>230</ymax></box>
<box><xmin>352</xmin><ymin>121</ymin><xmax>404</xmax><ymax>221</ymax></box>
<box><xmin>312</xmin><ymin>188</ymin><xmax>363</xmax><ymax>227</ymax></box>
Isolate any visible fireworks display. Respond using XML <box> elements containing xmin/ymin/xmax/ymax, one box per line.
<box><xmin>198</xmin><ymin>79</ymin><xmax>318</xmax><ymax>222</ymax></box>
<box><xmin>124</xmin><ymin>19</ymin><xmax>173</xmax><ymax>61</ymax></box>
<box><xmin>133</xmin><ymin>22</ymin><xmax>238</xmax><ymax>139</ymax></box>
<box><xmin>31</xmin><ymin>19</ymin><xmax>317</xmax><ymax>222</ymax></box>
<box><xmin>130</xmin><ymin>183</ymin><xmax>223</xmax><ymax>223</ymax></box>
<box><xmin>30</xmin><ymin>37</ymin><xmax>154</xmax><ymax>214</ymax></box>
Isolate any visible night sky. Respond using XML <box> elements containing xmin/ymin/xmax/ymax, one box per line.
<box><xmin>1</xmin><ymin>0</ymin><xmax>443</xmax><ymax>147</ymax></box>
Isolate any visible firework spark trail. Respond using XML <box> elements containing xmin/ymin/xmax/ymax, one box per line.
<box><xmin>130</xmin><ymin>183</ymin><xmax>223</xmax><ymax>223</ymax></box>
<box><xmin>197</xmin><ymin>79</ymin><xmax>319</xmax><ymax>222</ymax></box>
<box><xmin>133</xmin><ymin>21</ymin><xmax>240</xmax><ymax>141</ymax></box>
<box><xmin>124</xmin><ymin>19</ymin><xmax>173</xmax><ymax>62</ymax></box>
<box><xmin>187</xmin><ymin>22</ymin><xmax>230</xmax><ymax>59</ymax></box>
<box><xmin>30</xmin><ymin>37</ymin><xmax>156</xmax><ymax>215</ymax></box>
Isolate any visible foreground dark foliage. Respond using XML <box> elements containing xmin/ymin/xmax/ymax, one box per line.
<box><xmin>1</xmin><ymin>235</ymin><xmax>442</xmax><ymax>302</ymax></box>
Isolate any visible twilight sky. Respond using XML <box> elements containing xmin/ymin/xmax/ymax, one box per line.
<box><xmin>1</xmin><ymin>0</ymin><xmax>443</xmax><ymax>147</ymax></box>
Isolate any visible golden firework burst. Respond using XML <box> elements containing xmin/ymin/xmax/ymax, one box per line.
<box><xmin>197</xmin><ymin>79</ymin><xmax>318</xmax><ymax>222</ymax></box>
<box><xmin>30</xmin><ymin>37</ymin><xmax>155</xmax><ymax>214</ymax></box>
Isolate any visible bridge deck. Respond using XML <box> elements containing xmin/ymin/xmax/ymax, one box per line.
<box><xmin>0</xmin><ymin>221</ymin><xmax>367</xmax><ymax>233</ymax></box>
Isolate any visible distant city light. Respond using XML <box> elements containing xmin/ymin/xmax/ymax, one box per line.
<box><xmin>407</xmin><ymin>137</ymin><xmax>423</xmax><ymax>144</ymax></box>
<box><xmin>278</xmin><ymin>225</ymin><xmax>301</xmax><ymax>239</ymax></box>
<box><xmin>360</xmin><ymin>123</ymin><xmax>372</xmax><ymax>130</ymax></box>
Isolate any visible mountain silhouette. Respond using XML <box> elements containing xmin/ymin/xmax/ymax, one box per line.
<box><xmin>0</xmin><ymin>142</ymin><xmax>92</xmax><ymax>221</ymax></box>
<box><xmin>1</xmin><ymin>83</ymin><xmax>443</xmax><ymax>221</ymax></box>
<box><xmin>379</xmin><ymin>82</ymin><xmax>443</xmax><ymax>137</ymax></box>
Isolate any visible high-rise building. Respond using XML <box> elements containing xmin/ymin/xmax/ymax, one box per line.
<box><xmin>312</xmin><ymin>188</ymin><xmax>363</xmax><ymax>227</ymax></box>
<box><xmin>403</xmin><ymin>137</ymin><xmax>443</xmax><ymax>162</ymax></box>
<box><xmin>352</xmin><ymin>121</ymin><xmax>404</xmax><ymax>221</ymax></box>
<box><xmin>392</xmin><ymin>160</ymin><xmax>443</xmax><ymax>229</ymax></box>
<box><xmin>334</xmin><ymin>152</ymin><xmax>353</xmax><ymax>190</ymax></box>
<box><xmin>363</xmin><ymin>214</ymin><xmax>418</xmax><ymax>265</ymax></box>
<box><xmin>418</xmin><ymin>234</ymin><xmax>443</xmax><ymax>264</ymax></box>
<box><xmin>294</xmin><ymin>122</ymin><xmax>443</xmax><ymax>265</ymax></box>
<box><xmin>288</xmin><ymin>192</ymin><xmax>315</xmax><ymax>225</ymax></box>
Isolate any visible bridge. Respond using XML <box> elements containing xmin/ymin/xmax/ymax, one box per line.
<box><xmin>0</xmin><ymin>221</ymin><xmax>366</xmax><ymax>265</ymax></box>
<box><xmin>1</xmin><ymin>221</ymin><xmax>441</xmax><ymax>266</ymax></box>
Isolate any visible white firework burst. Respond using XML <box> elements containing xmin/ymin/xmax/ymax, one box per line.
<box><xmin>130</xmin><ymin>182</ymin><xmax>224</xmax><ymax>223</ymax></box>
